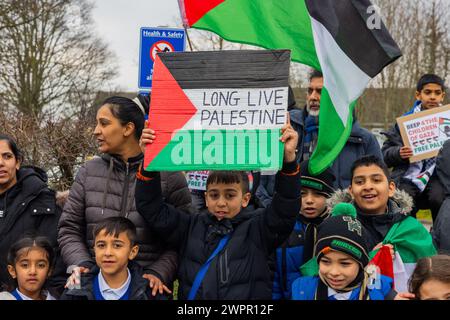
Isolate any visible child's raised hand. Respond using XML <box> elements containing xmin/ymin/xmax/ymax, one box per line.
<box><xmin>399</xmin><ymin>146</ymin><xmax>413</xmax><ymax>159</ymax></box>
<box><xmin>142</xmin><ymin>273</ymin><xmax>172</xmax><ymax>296</ymax></box>
<box><xmin>373</xmin><ymin>243</ymin><xmax>395</xmax><ymax>260</ymax></box>
<box><xmin>280</xmin><ymin>113</ymin><xmax>298</xmax><ymax>163</ymax></box>
<box><xmin>139</xmin><ymin>120</ymin><xmax>156</xmax><ymax>153</ymax></box>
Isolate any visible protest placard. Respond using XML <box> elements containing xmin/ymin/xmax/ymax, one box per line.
<box><xmin>186</xmin><ymin>171</ymin><xmax>209</xmax><ymax>191</ymax></box>
<box><xmin>397</xmin><ymin>104</ymin><xmax>450</xmax><ymax>162</ymax></box>
<box><xmin>143</xmin><ymin>50</ymin><xmax>291</xmax><ymax>171</ymax></box>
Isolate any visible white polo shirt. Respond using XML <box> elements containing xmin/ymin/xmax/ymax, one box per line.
<box><xmin>98</xmin><ymin>268</ymin><xmax>131</xmax><ymax>300</ymax></box>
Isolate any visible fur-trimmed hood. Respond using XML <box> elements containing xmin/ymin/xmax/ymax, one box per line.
<box><xmin>327</xmin><ymin>188</ymin><xmax>414</xmax><ymax>216</ymax></box>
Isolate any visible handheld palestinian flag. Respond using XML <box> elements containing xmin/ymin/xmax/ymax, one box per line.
<box><xmin>368</xmin><ymin>216</ymin><xmax>436</xmax><ymax>292</ymax></box>
<box><xmin>144</xmin><ymin>50</ymin><xmax>290</xmax><ymax>171</ymax></box>
<box><xmin>178</xmin><ymin>0</ymin><xmax>402</xmax><ymax>174</ymax></box>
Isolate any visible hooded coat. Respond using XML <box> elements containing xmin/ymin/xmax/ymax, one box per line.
<box><xmin>432</xmin><ymin>140</ymin><xmax>450</xmax><ymax>253</ymax></box>
<box><xmin>0</xmin><ymin>166</ymin><xmax>64</xmax><ymax>291</ymax></box>
<box><xmin>58</xmin><ymin>153</ymin><xmax>192</xmax><ymax>286</ymax></box>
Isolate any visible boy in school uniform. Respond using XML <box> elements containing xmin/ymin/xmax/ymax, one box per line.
<box><xmin>291</xmin><ymin>203</ymin><xmax>397</xmax><ymax>300</ymax></box>
<box><xmin>272</xmin><ymin>160</ymin><xmax>335</xmax><ymax>299</ymax></box>
<box><xmin>328</xmin><ymin>155</ymin><xmax>436</xmax><ymax>292</ymax></box>
<box><xmin>61</xmin><ymin>217</ymin><xmax>161</xmax><ymax>300</ymax></box>
<box><xmin>135</xmin><ymin>120</ymin><xmax>300</xmax><ymax>299</ymax></box>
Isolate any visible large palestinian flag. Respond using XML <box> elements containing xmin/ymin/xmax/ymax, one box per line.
<box><xmin>178</xmin><ymin>0</ymin><xmax>402</xmax><ymax>174</ymax></box>
<box><xmin>144</xmin><ymin>50</ymin><xmax>290</xmax><ymax>171</ymax></box>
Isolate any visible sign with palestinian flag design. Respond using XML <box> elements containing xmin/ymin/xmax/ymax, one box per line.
<box><xmin>178</xmin><ymin>0</ymin><xmax>402</xmax><ymax>174</ymax></box>
<box><xmin>144</xmin><ymin>50</ymin><xmax>291</xmax><ymax>171</ymax></box>
<box><xmin>397</xmin><ymin>104</ymin><xmax>450</xmax><ymax>162</ymax></box>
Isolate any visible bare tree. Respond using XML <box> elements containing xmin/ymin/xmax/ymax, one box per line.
<box><xmin>360</xmin><ymin>0</ymin><xmax>450</xmax><ymax>129</ymax></box>
<box><xmin>0</xmin><ymin>0</ymin><xmax>117</xmax><ymax>116</ymax></box>
<box><xmin>0</xmin><ymin>0</ymin><xmax>117</xmax><ymax>189</ymax></box>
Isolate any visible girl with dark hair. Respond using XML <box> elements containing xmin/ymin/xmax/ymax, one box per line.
<box><xmin>0</xmin><ymin>235</ymin><xmax>56</xmax><ymax>300</ymax></box>
<box><xmin>0</xmin><ymin>135</ymin><xmax>63</xmax><ymax>294</ymax></box>
<box><xmin>408</xmin><ymin>255</ymin><xmax>450</xmax><ymax>300</ymax></box>
<box><xmin>58</xmin><ymin>95</ymin><xmax>192</xmax><ymax>297</ymax></box>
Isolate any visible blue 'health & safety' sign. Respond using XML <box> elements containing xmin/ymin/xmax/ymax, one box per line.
<box><xmin>138</xmin><ymin>27</ymin><xmax>186</xmax><ymax>89</ymax></box>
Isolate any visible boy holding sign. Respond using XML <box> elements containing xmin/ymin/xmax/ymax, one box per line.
<box><xmin>382</xmin><ymin>74</ymin><xmax>446</xmax><ymax>221</ymax></box>
<box><xmin>135</xmin><ymin>118</ymin><xmax>300</xmax><ymax>299</ymax></box>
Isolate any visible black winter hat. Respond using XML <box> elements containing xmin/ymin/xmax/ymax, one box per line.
<box><xmin>300</xmin><ymin>160</ymin><xmax>335</xmax><ymax>196</ymax></box>
<box><xmin>315</xmin><ymin>203</ymin><xmax>369</xmax><ymax>268</ymax></box>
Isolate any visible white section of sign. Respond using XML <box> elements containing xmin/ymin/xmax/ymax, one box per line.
<box><xmin>182</xmin><ymin>87</ymin><xmax>288</xmax><ymax>130</ymax></box>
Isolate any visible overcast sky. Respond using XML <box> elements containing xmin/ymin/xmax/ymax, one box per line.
<box><xmin>92</xmin><ymin>0</ymin><xmax>182</xmax><ymax>92</ymax></box>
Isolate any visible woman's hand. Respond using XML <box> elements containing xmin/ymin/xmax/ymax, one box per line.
<box><xmin>139</xmin><ymin>120</ymin><xmax>156</xmax><ymax>153</ymax></box>
<box><xmin>65</xmin><ymin>266</ymin><xmax>90</xmax><ymax>289</ymax></box>
<box><xmin>142</xmin><ymin>274</ymin><xmax>172</xmax><ymax>296</ymax></box>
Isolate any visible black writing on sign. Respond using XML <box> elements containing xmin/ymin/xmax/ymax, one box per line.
<box><xmin>202</xmin><ymin>89</ymin><xmax>285</xmax><ymax>108</ymax></box>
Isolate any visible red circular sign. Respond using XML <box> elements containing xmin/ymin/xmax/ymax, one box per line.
<box><xmin>150</xmin><ymin>41</ymin><xmax>175</xmax><ymax>61</ymax></box>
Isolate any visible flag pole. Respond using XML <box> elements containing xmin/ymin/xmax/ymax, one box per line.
<box><xmin>185</xmin><ymin>27</ymin><xmax>194</xmax><ymax>51</ymax></box>
<box><xmin>177</xmin><ymin>0</ymin><xmax>194</xmax><ymax>51</ymax></box>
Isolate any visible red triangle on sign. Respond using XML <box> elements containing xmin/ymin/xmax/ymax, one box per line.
<box><xmin>144</xmin><ymin>55</ymin><xmax>197</xmax><ymax>169</ymax></box>
<box><xmin>182</xmin><ymin>0</ymin><xmax>226</xmax><ymax>26</ymax></box>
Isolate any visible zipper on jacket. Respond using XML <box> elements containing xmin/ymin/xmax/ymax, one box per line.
<box><xmin>120</xmin><ymin>162</ymin><xmax>130</xmax><ymax>217</ymax></box>
<box><xmin>219</xmin><ymin>249</ymin><xmax>229</xmax><ymax>284</ymax></box>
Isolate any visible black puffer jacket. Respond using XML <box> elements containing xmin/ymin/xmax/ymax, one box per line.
<box><xmin>58</xmin><ymin>153</ymin><xmax>192</xmax><ymax>286</ymax></box>
<box><xmin>135</xmin><ymin>162</ymin><xmax>301</xmax><ymax>300</ymax></box>
<box><xmin>0</xmin><ymin>166</ymin><xmax>64</xmax><ymax>291</ymax></box>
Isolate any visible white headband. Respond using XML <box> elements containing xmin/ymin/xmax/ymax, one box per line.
<box><xmin>132</xmin><ymin>97</ymin><xmax>146</xmax><ymax>115</ymax></box>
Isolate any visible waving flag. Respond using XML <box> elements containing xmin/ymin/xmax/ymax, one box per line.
<box><xmin>178</xmin><ymin>0</ymin><xmax>402</xmax><ymax>174</ymax></box>
<box><xmin>368</xmin><ymin>217</ymin><xmax>436</xmax><ymax>292</ymax></box>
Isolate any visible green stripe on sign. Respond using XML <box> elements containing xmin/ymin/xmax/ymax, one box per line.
<box><xmin>193</xmin><ymin>0</ymin><xmax>320</xmax><ymax>70</ymax></box>
<box><xmin>146</xmin><ymin>129</ymin><xmax>283</xmax><ymax>171</ymax></box>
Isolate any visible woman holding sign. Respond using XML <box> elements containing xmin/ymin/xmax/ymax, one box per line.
<box><xmin>58</xmin><ymin>95</ymin><xmax>192</xmax><ymax>296</ymax></box>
